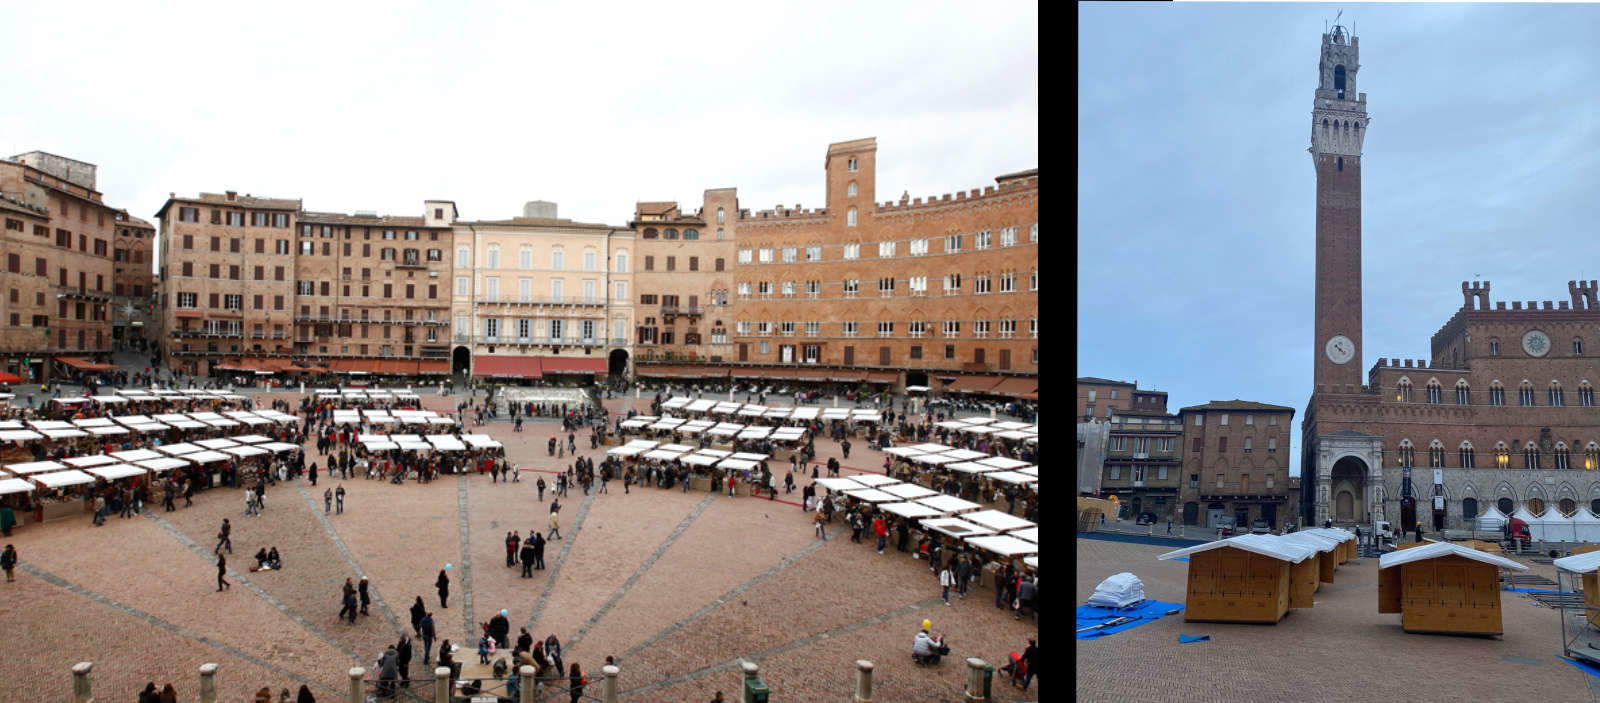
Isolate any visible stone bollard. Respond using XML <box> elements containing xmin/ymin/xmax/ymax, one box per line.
<box><xmin>519</xmin><ymin>665</ymin><xmax>536</xmax><ymax>703</ymax></box>
<box><xmin>198</xmin><ymin>663</ymin><xmax>218</xmax><ymax>703</ymax></box>
<box><xmin>964</xmin><ymin>657</ymin><xmax>992</xmax><ymax>702</ymax></box>
<box><xmin>348</xmin><ymin>667</ymin><xmax>365</xmax><ymax>703</ymax></box>
<box><xmin>854</xmin><ymin>660</ymin><xmax>874</xmax><ymax>703</ymax></box>
<box><xmin>72</xmin><ymin>662</ymin><xmax>92</xmax><ymax>703</ymax></box>
<box><xmin>434</xmin><ymin>666</ymin><xmax>452</xmax><ymax>702</ymax></box>
<box><xmin>602</xmin><ymin>664</ymin><xmax>620</xmax><ymax>703</ymax></box>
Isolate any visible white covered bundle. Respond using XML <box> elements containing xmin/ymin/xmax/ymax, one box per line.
<box><xmin>1086</xmin><ymin>572</ymin><xmax>1145</xmax><ymax>608</ymax></box>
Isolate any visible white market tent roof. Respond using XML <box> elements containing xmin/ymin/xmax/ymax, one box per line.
<box><xmin>185</xmin><ymin>450</ymin><xmax>232</xmax><ymax>464</ymax></box>
<box><xmin>849</xmin><ymin>474</ymin><xmax>899</xmax><ymax>487</ymax></box>
<box><xmin>940</xmin><ymin>449</ymin><xmax>989</xmax><ymax>461</ymax></box>
<box><xmin>661</xmin><ymin>397</ymin><xmax>692</xmax><ymax>409</ymax></box>
<box><xmin>965</xmin><ymin>534</ymin><xmax>1040</xmax><ymax>557</ymax></box>
<box><xmin>156</xmin><ymin>443</ymin><xmax>204</xmax><ymax>456</ymax></box>
<box><xmin>428</xmin><ymin>436</ymin><xmax>468</xmax><ymax>452</ymax></box>
<box><xmin>977</xmin><ymin>457</ymin><xmax>1031</xmax><ymax>470</ymax></box>
<box><xmin>916</xmin><ymin>494</ymin><xmax>983</xmax><ymax>514</ymax></box>
<box><xmin>86</xmin><ymin>426</ymin><xmax>131</xmax><ymax>436</ymax></box>
<box><xmin>643</xmin><ymin>449</ymin><xmax>687</xmax><ymax>461</ymax></box>
<box><xmin>660</xmin><ymin>443</ymin><xmax>696</xmax><ymax>453</ymax></box>
<box><xmin>679</xmin><ymin>454</ymin><xmax>721</xmax><ymax>466</ymax></box>
<box><xmin>1156</xmin><ymin>534</ymin><xmax>1314</xmax><ymax>564</ymax></box>
<box><xmin>86</xmin><ymin>464</ymin><xmax>149</xmax><ymax>481</ymax></box>
<box><xmin>879</xmin><ymin>483</ymin><xmax>939</xmax><ymax>500</ymax></box>
<box><xmin>110</xmin><ymin>449</ymin><xmax>163</xmax><ymax>463</ymax></box>
<box><xmin>813</xmin><ymin>477</ymin><xmax>862</xmax><ymax>492</ymax></box>
<box><xmin>960</xmin><ymin>418</ymin><xmax>998</xmax><ymax>425</ymax></box>
<box><xmin>696</xmin><ymin>449</ymin><xmax>732</xmax><ymax>458</ymax></box>
<box><xmin>222</xmin><ymin>446</ymin><xmax>270</xmax><ymax>458</ymax></box>
<box><xmin>64</xmin><ymin>455</ymin><xmax>121</xmax><ymax>468</ymax></box>
<box><xmin>72</xmin><ymin>418</ymin><xmax>116</xmax><ymax>428</ymax></box>
<box><xmin>137</xmin><ymin>457</ymin><xmax>191</xmax><ymax>473</ymax></box>
<box><xmin>624</xmin><ymin>440</ymin><xmax>660</xmax><ymax>450</ymax></box>
<box><xmin>1016</xmin><ymin>467</ymin><xmax>1038</xmax><ymax>477</ymax></box>
<box><xmin>911</xmin><ymin>454</ymin><xmax>961</xmax><ymax>466</ymax></box>
<box><xmin>844</xmin><ymin>488</ymin><xmax>900</xmax><ymax>503</ymax></box>
<box><xmin>1009</xmin><ymin>527</ymin><xmax>1039</xmax><ymax>543</ymax></box>
<box><xmin>606</xmin><ymin>446</ymin><xmax>647</xmax><ymax>456</ymax></box>
<box><xmin>32</xmin><ymin>469</ymin><xmax>97</xmax><ymax>488</ymax></box>
<box><xmin>1380</xmin><ymin>541</ymin><xmax>1528</xmax><ymax>571</ymax></box>
<box><xmin>730</xmin><ymin>452</ymin><xmax>770</xmax><ymax>461</ymax></box>
<box><xmin>919</xmin><ymin>517</ymin><xmax>996</xmax><ymax>538</ymax></box>
<box><xmin>260</xmin><ymin>442</ymin><xmax>300</xmax><ymax>454</ymax></box>
<box><xmin>879</xmin><ymin>501</ymin><xmax>944</xmax><ymax>519</ymax></box>
<box><xmin>1024</xmin><ymin>555</ymin><xmax>1038</xmax><ymax>568</ymax></box>
<box><xmin>0</xmin><ymin>430</ymin><xmax>43</xmax><ymax>441</ymax></box>
<box><xmin>0</xmin><ymin>478</ymin><xmax>36</xmax><ymax>495</ymax></box>
<box><xmin>5</xmin><ymin>460</ymin><xmax>68</xmax><ymax>475</ymax></box>
<box><xmin>718</xmin><ymin>458</ymin><xmax>760</xmax><ymax>471</ymax></box>
<box><xmin>962</xmin><ymin>509</ymin><xmax>1037</xmax><ymax>533</ymax></box>
<box><xmin>40</xmin><ymin>429</ymin><xmax>88</xmax><ymax>439</ymax></box>
<box><xmin>1554</xmin><ymin>550</ymin><xmax>1600</xmax><ymax>574</ymax></box>
<box><xmin>985</xmin><ymin>471</ymin><xmax>1038</xmax><ymax>485</ymax></box>
<box><xmin>231</xmin><ymin>435</ymin><xmax>273</xmax><ymax>444</ymax></box>
<box><xmin>908</xmin><ymin>443</ymin><xmax>954</xmax><ymax>453</ymax></box>
<box><xmin>946</xmin><ymin>462</ymin><xmax>1001</xmax><ymax>475</ymax></box>
<box><xmin>461</xmin><ymin>435</ymin><xmax>503</xmax><ymax>449</ymax></box>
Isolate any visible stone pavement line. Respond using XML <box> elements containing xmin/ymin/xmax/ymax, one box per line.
<box><xmin>456</xmin><ymin>472</ymin><xmax>477</xmax><ymax>640</ymax></box>
<box><xmin>18</xmin><ymin>561</ymin><xmax>342</xmax><ymax>697</ymax></box>
<box><xmin>292</xmin><ymin>479</ymin><xmax>407</xmax><ymax>639</ymax></box>
<box><xmin>566</xmin><ymin>493</ymin><xmax>716</xmax><ymax>651</ymax></box>
<box><xmin>618</xmin><ymin>524</ymin><xmax>841</xmax><ymax>661</ymax></box>
<box><xmin>521</xmin><ymin>488</ymin><xmax>598</xmax><ymax>635</ymax></box>
<box><xmin>619</xmin><ymin>596</ymin><xmax>944</xmax><ymax>698</ymax></box>
<box><xmin>142</xmin><ymin>511</ymin><xmax>367</xmax><ymax>666</ymax></box>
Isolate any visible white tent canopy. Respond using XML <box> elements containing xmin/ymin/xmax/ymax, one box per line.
<box><xmin>919</xmin><ymin>517</ymin><xmax>995</xmax><ymax>538</ymax></box>
<box><xmin>1379</xmin><ymin>541</ymin><xmax>1528</xmax><ymax>571</ymax></box>
<box><xmin>85</xmin><ymin>464</ymin><xmax>149</xmax><ymax>482</ymax></box>
<box><xmin>5</xmin><ymin>461</ymin><xmax>67</xmax><ymax>475</ymax></box>
<box><xmin>916</xmin><ymin>494</ymin><xmax>983</xmax><ymax>515</ymax></box>
<box><xmin>844</xmin><ymin>488</ymin><xmax>900</xmax><ymax>503</ymax></box>
<box><xmin>32</xmin><ymin>470</ymin><xmax>97</xmax><ymax>488</ymax></box>
<box><xmin>879</xmin><ymin>501</ymin><xmax>944</xmax><ymax>519</ymax></box>
<box><xmin>813</xmin><ymin>477</ymin><xmax>861</xmax><ymax>492</ymax></box>
<box><xmin>962</xmin><ymin>509</ymin><xmax>1036</xmax><ymax>533</ymax></box>
<box><xmin>1157</xmin><ymin>534</ymin><xmax>1314</xmax><ymax>564</ymax></box>
<box><xmin>849</xmin><ymin>474</ymin><xmax>899</xmax><ymax>487</ymax></box>
<box><xmin>0</xmin><ymin>478</ymin><xmax>36</xmax><ymax>495</ymax></box>
<box><xmin>965</xmin><ymin>534</ymin><xmax>1039</xmax><ymax>557</ymax></box>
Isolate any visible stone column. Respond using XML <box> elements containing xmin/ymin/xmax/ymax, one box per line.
<box><xmin>602</xmin><ymin>664</ymin><xmax>620</xmax><ymax>703</ymax></box>
<box><xmin>434</xmin><ymin>666</ymin><xmax>452</xmax><ymax>702</ymax></box>
<box><xmin>964</xmin><ymin>657</ymin><xmax>992</xmax><ymax>702</ymax></box>
<box><xmin>854</xmin><ymin>660</ymin><xmax>874</xmax><ymax>703</ymax></box>
<box><xmin>198</xmin><ymin>663</ymin><xmax>218</xmax><ymax>703</ymax></box>
<box><xmin>519</xmin><ymin>665</ymin><xmax>536</xmax><ymax>703</ymax></box>
<box><xmin>71</xmin><ymin>662</ymin><xmax>92</xmax><ymax>703</ymax></box>
<box><xmin>348</xmin><ymin>667</ymin><xmax>365</xmax><ymax>703</ymax></box>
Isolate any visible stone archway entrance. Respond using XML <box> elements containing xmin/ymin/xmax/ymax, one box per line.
<box><xmin>608</xmin><ymin>349</ymin><xmax>629</xmax><ymax>379</ymax></box>
<box><xmin>1330</xmin><ymin>455</ymin><xmax>1368</xmax><ymax>524</ymax></box>
<box><xmin>452</xmin><ymin>346</ymin><xmax>472</xmax><ymax>383</ymax></box>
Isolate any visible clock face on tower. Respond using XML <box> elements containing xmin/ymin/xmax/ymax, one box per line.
<box><xmin>1523</xmin><ymin>330</ymin><xmax>1551</xmax><ymax>357</ymax></box>
<box><xmin>1325</xmin><ymin>335</ymin><xmax>1355</xmax><ymax>365</ymax></box>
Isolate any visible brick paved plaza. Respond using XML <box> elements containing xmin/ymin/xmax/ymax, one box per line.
<box><xmin>1076</xmin><ymin>535</ymin><xmax>1600</xmax><ymax>702</ymax></box>
<box><xmin>0</xmin><ymin>391</ymin><xmax>1039</xmax><ymax>702</ymax></box>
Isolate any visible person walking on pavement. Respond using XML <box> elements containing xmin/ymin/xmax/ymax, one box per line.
<box><xmin>335</xmin><ymin>484</ymin><xmax>346</xmax><ymax>514</ymax></box>
<box><xmin>396</xmin><ymin>635</ymin><xmax>413</xmax><ymax>688</ymax></box>
<box><xmin>520</xmin><ymin>538</ymin><xmax>536</xmax><ymax>578</ymax></box>
<box><xmin>338</xmin><ymin>578</ymin><xmax>357</xmax><ymax>623</ymax></box>
<box><xmin>506</xmin><ymin>531</ymin><xmax>520</xmax><ymax>568</ymax></box>
<box><xmin>216</xmin><ymin>553</ymin><xmax>231</xmax><ymax>592</ymax></box>
<box><xmin>814</xmin><ymin>509</ymin><xmax>827</xmax><ymax>540</ymax></box>
<box><xmin>841</xmin><ymin>438</ymin><xmax>852</xmax><ymax>459</ymax></box>
<box><xmin>532</xmin><ymin>531</ymin><xmax>546</xmax><ymax>570</ymax></box>
<box><xmin>214</xmin><ymin>519</ymin><xmax>233</xmax><ymax>555</ymax></box>
<box><xmin>323</xmin><ymin>488</ymin><xmax>332</xmax><ymax>514</ymax></box>
<box><xmin>548</xmin><ymin>508</ymin><xmax>562</xmax><ymax>540</ymax></box>
<box><xmin>537</xmin><ymin>477</ymin><xmax>546</xmax><ymax>502</ymax></box>
<box><xmin>436</xmin><ymin>569</ymin><xmax>450</xmax><ymax>608</ymax></box>
<box><xmin>874</xmin><ymin>516</ymin><xmax>888</xmax><ymax>554</ymax></box>
<box><xmin>410</xmin><ymin>596</ymin><xmax>426</xmax><ymax>636</ymax></box>
<box><xmin>2</xmin><ymin>544</ymin><xmax>17</xmax><ymax>582</ymax></box>
<box><xmin>359</xmin><ymin>576</ymin><xmax>372</xmax><ymax>616</ymax></box>
<box><xmin>419</xmin><ymin>611</ymin><xmax>436</xmax><ymax>665</ymax></box>
<box><xmin>940</xmin><ymin>563</ymin><xmax>955</xmax><ymax>605</ymax></box>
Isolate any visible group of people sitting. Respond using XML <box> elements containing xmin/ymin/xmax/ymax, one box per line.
<box><xmin>251</xmin><ymin>547</ymin><xmax>283</xmax><ymax>572</ymax></box>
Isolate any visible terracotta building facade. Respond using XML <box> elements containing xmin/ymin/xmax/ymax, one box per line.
<box><xmin>1181</xmin><ymin>401</ymin><xmax>1297</xmax><ymax>529</ymax></box>
<box><xmin>112</xmin><ymin>211</ymin><xmax>157</xmax><ymax>348</ymax></box>
<box><xmin>0</xmin><ymin>151</ymin><xmax>122</xmax><ymax>381</ymax></box>
<box><xmin>628</xmin><ymin>190</ymin><xmax>740</xmax><ymax>368</ymax></box>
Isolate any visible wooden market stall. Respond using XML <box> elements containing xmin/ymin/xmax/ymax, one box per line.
<box><xmin>1553</xmin><ymin>550</ymin><xmax>1600</xmax><ymax>641</ymax></box>
<box><xmin>1277</xmin><ymin>532</ymin><xmax>1343</xmax><ymax>600</ymax></box>
<box><xmin>1377</xmin><ymin>541</ymin><xmax>1527</xmax><ymax>636</ymax></box>
<box><xmin>1157</xmin><ymin>534</ymin><xmax>1316</xmax><ymax>624</ymax></box>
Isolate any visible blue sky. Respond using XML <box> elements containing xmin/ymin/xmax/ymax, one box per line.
<box><xmin>1078</xmin><ymin>3</ymin><xmax>1600</xmax><ymax>473</ymax></box>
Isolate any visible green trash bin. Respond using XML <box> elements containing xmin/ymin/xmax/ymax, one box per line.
<box><xmin>981</xmin><ymin>663</ymin><xmax>994</xmax><ymax>700</ymax></box>
<box><xmin>743</xmin><ymin>676</ymin><xmax>770</xmax><ymax>703</ymax></box>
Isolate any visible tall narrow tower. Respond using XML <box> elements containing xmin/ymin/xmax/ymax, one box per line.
<box><xmin>1310</xmin><ymin>25</ymin><xmax>1370</xmax><ymax>390</ymax></box>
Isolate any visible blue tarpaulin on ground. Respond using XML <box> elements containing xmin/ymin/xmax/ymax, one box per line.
<box><xmin>1076</xmin><ymin>599</ymin><xmax>1184</xmax><ymax>640</ymax></box>
<box><xmin>1178</xmin><ymin>634</ymin><xmax>1210</xmax><ymax>643</ymax></box>
<box><xmin>1564</xmin><ymin>657</ymin><xmax>1600</xmax><ymax>679</ymax></box>
<box><xmin>1505</xmin><ymin>587</ymin><xmax>1568</xmax><ymax>594</ymax></box>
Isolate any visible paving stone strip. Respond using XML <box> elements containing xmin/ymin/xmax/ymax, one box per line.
<box><xmin>456</xmin><ymin>472</ymin><xmax>477</xmax><ymax>639</ymax></box>
<box><xmin>566</xmin><ymin>494</ymin><xmax>715</xmax><ymax>651</ymax></box>
<box><xmin>143</xmin><ymin>511</ymin><xmax>367</xmax><ymax>666</ymax></box>
<box><xmin>618</xmin><ymin>525</ymin><xmax>840</xmax><ymax>661</ymax></box>
<box><xmin>19</xmin><ymin>561</ymin><xmax>342</xmax><ymax>697</ymax></box>
<box><xmin>292</xmin><ymin>479</ymin><xmax>408</xmax><ymax>639</ymax></box>
<box><xmin>522</xmin><ymin>489</ymin><xmax>598</xmax><ymax>635</ymax></box>
<box><xmin>619</xmin><ymin>596</ymin><xmax>943</xmax><ymax>698</ymax></box>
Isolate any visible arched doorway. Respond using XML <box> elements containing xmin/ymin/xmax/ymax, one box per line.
<box><xmin>1205</xmin><ymin>502</ymin><xmax>1226</xmax><ymax>528</ymax></box>
<box><xmin>608</xmin><ymin>349</ymin><xmax>629</xmax><ymax>379</ymax></box>
<box><xmin>906</xmin><ymin>371</ymin><xmax>929</xmax><ymax>388</ymax></box>
<box><xmin>1330</xmin><ymin>455</ymin><xmax>1368</xmax><ymax>524</ymax></box>
<box><xmin>452</xmin><ymin>346</ymin><xmax>472</xmax><ymax>379</ymax></box>
<box><xmin>1183</xmin><ymin>502</ymin><xmax>1200</xmax><ymax>526</ymax></box>
<box><xmin>1498</xmin><ymin>497</ymin><xmax>1515</xmax><ymax>515</ymax></box>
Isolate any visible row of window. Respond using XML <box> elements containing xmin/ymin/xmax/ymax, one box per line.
<box><xmin>300</xmin><ymin>225</ymin><xmax>440</xmax><ymax>241</ymax></box>
<box><xmin>1107</xmin><ymin>465</ymin><xmax>1177</xmax><ymax>482</ymax></box>
<box><xmin>734</xmin><ymin>340</ymin><xmax>1034</xmax><ymax>369</ymax></box>
<box><xmin>1193</xmin><ymin>436</ymin><xmax>1281</xmax><ymax>453</ymax></box>
<box><xmin>1109</xmin><ymin>437</ymin><xmax>1175</xmax><ymax>452</ymax></box>
<box><xmin>735</xmin><ymin>271</ymin><xmax>1037</xmax><ymax>298</ymax></box>
<box><xmin>1394</xmin><ymin>440</ymin><xmax>1600</xmax><ymax>470</ymax></box>
<box><xmin>175</xmin><ymin>207</ymin><xmax>292</xmax><ymax>228</ymax></box>
<box><xmin>3</xmin><ymin>254</ymin><xmax>108</xmax><ymax>291</ymax></box>
<box><xmin>1485</xmin><ymin>338</ymin><xmax>1585</xmax><ymax>356</ymax></box>
<box><xmin>737</xmin><ymin>224</ymin><xmax>1038</xmax><ymax>263</ymax></box>
<box><xmin>478</xmin><ymin>318</ymin><xmax>602</xmax><ymax>340</ymax></box>
<box><xmin>730</xmin><ymin>319</ymin><xmax>1037</xmax><ymax>339</ymax></box>
<box><xmin>469</xmin><ymin>246</ymin><xmax>610</xmax><ymax>273</ymax></box>
<box><xmin>1393</xmin><ymin>379</ymin><xmax>1597</xmax><ymax>407</ymax></box>
<box><xmin>639</xmin><ymin>228</ymin><xmax>703</xmax><ymax>240</ymax></box>
<box><xmin>453</xmin><ymin>277</ymin><xmax>620</xmax><ymax>302</ymax></box>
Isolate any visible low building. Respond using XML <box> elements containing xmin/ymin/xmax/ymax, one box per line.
<box><xmin>1076</xmin><ymin>376</ymin><xmax>1167</xmax><ymax>423</ymax></box>
<box><xmin>1100</xmin><ymin>409</ymin><xmax>1185</xmax><ymax>521</ymax></box>
<box><xmin>1179</xmin><ymin>400</ymin><xmax>1297</xmax><ymax>529</ymax></box>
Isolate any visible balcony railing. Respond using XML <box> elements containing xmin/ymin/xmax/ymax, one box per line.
<box><xmin>478</xmin><ymin>296</ymin><xmax>604</xmax><ymax>307</ymax></box>
<box><xmin>467</xmin><ymin>336</ymin><xmax>602</xmax><ymax>346</ymax></box>
<box><xmin>662</xmin><ymin>305</ymin><xmax>704</xmax><ymax>316</ymax></box>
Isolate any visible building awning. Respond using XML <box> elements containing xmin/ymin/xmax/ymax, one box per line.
<box><xmin>473</xmin><ymin>355</ymin><xmax>544</xmax><ymax>378</ymax></box>
<box><xmin>639</xmin><ymin>365</ymin><xmax>730</xmax><ymax>379</ymax></box>
<box><xmin>418</xmin><ymin>360</ymin><xmax>450</xmax><ymax>375</ymax></box>
<box><xmin>990</xmin><ymin>377</ymin><xmax>1038</xmax><ymax>398</ymax></box>
<box><xmin>864</xmin><ymin>371</ymin><xmax>900</xmax><ymax>384</ymax></box>
<box><xmin>173</xmin><ymin>311</ymin><xmax>204</xmax><ymax>319</ymax></box>
<box><xmin>793</xmin><ymin>368</ymin><xmax>833</xmax><ymax>380</ymax></box>
<box><xmin>56</xmin><ymin>357</ymin><xmax>117</xmax><ymax>372</ymax></box>
<box><xmin>944</xmin><ymin>376</ymin><xmax>1003</xmax><ymax>394</ymax></box>
<box><xmin>540</xmin><ymin>357</ymin><xmax>608</xmax><ymax>375</ymax></box>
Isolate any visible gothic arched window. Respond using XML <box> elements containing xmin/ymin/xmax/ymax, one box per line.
<box><xmin>1550</xmin><ymin>381</ymin><xmax>1565</xmax><ymax>407</ymax></box>
<box><xmin>1524</xmin><ymin>442</ymin><xmax>1541</xmax><ymax>470</ymax></box>
<box><xmin>1555</xmin><ymin>442</ymin><xmax>1571</xmax><ymax>470</ymax></box>
<box><xmin>1456</xmin><ymin>379</ymin><xmax>1471</xmax><ymax>405</ymax></box>
<box><xmin>1489</xmin><ymin>381</ymin><xmax>1506</xmax><ymax>406</ymax></box>
<box><xmin>1397</xmin><ymin>439</ymin><xmax>1415</xmax><ymax>468</ymax></box>
<box><xmin>1426</xmin><ymin>379</ymin><xmax>1442</xmax><ymax>404</ymax></box>
<box><xmin>1459</xmin><ymin>441</ymin><xmax>1475</xmax><ymax>468</ymax></box>
<box><xmin>1429</xmin><ymin>440</ymin><xmax>1445</xmax><ymax>468</ymax></box>
<box><xmin>1396</xmin><ymin>378</ymin><xmax>1413</xmax><ymax>403</ymax></box>
<box><xmin>1519</xmin><ymin>381</ymin><xmax>1536</xmax><ymax>406</ymax></box>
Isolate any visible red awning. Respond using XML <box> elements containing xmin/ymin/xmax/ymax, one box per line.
<box><xmin>474</xmin><ymin>356</ymin><xmax>544</xmax><ymax>378</ymax></box>
<box><xmin>56</xmin><ymin>357</ymin><xmax>117</xmax><ymax>372</ymax></box>
<box><xmin>944</xmin><ymin>376</ymin><xmax>1003</xmax><ymax>393</ymax></box>
<box><xmin>0</xmin><ymin>371</ymin><xmax>21</xmax><ymax>384</ymax></box>
<box><xmin>173</xmin><ymin>311</ymin><xmax>203</xmax><ymax>319</ymax></box>
<box><xmin>637</xmin><ymin>365</ymin><xmax>727</xmax><ymax>379</ymax></box>
<box><xmin>418</xmin><ymin>360</ymin><xmax>450</xmax><ymax>375</ymax></box>
<box><xmin>864</xmin><ymin>371</ymin><xmax>900</xmax><ymax>384</ymax></box>
<box><xmin>990</xmin><ymin>377</ymin><xmax>1038</xmax><ymax>398</ymax></box>
<box><xmin>540</xmin><ymin>357</ymin><xmax>608</xmax><ymax>375</ymax></box>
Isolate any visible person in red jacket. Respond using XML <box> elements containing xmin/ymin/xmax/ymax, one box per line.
<box><xmin>873</xmin><ymin>516</ymin><xmax>888</xmax><ymax>554</ymax></box>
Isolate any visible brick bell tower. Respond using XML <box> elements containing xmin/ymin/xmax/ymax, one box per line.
<box><xmin>1310</xmin><ymin>24</ymin><xmax>1369</xmax><ymax>390</ymax></box>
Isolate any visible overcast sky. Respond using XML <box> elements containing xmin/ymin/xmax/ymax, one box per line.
<box><xmin>1079</xmin><ymin>3</ymin><xmax>1600</xmax><ymax>473</ymax></box>
<box><xmin>0</xmin><ymin>1</ymin><xmax>1037</xmax><ymax>226</ymax></box>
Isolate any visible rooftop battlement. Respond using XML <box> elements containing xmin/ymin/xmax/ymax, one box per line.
<box><xmin>875</xmin><ymin>172</ymin><xmax>1039</xmax><ymax>214</ymax></box>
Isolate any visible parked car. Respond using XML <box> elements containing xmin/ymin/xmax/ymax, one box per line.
<box><xmin>1250</xmin><ymin>518</ymin><xmax>1272</xmax><ymax>534</ymax></box>
<box><xmin>1135</xmin><ymin>512</ymin><xmax>1157</xmax><ymax>526</ymax></box>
